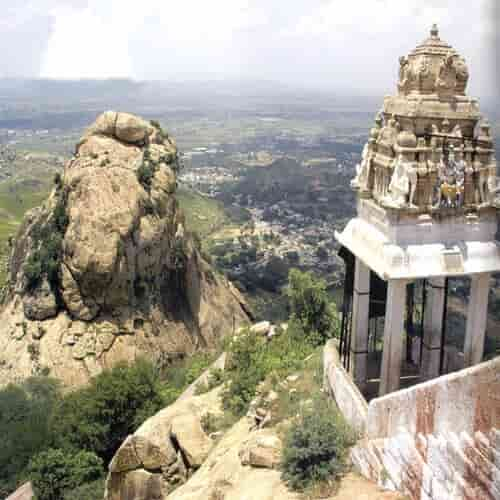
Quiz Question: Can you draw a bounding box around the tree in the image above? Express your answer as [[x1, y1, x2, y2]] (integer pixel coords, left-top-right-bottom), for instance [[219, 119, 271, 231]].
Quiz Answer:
[[286, 269, 339, 345], [28, 448, 102, 500], [51, 359, 164, 462], [0, 377, 60, 498]]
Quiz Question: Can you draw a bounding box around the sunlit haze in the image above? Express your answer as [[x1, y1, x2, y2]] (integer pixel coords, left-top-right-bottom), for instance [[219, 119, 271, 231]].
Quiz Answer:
[[0, 0, 497, 98]]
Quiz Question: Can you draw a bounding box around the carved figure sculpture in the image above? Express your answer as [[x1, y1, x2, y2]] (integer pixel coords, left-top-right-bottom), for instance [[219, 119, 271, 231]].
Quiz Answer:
[[386, 153, 417, 208], [476, 156, 490, 205], [352, 143, 370, 190], [417, 56, 432, 92], [455, 57, 470, 94], [454, 151, 466, 207], [441, 119, 451, 135], [487, 160, 500, 207], [436, 53, 457, 94], [398, 56, 411, 94], [452, 124, 462, 138]]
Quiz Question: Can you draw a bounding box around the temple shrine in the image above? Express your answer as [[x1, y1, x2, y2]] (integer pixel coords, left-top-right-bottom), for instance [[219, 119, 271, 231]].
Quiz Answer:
[[336, 25, 500, 397]]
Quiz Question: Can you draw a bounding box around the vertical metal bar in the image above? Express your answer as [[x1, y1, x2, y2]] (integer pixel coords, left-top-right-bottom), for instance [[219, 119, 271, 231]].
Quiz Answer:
[[346, 299, 353, 372], [339, 287, 347, 361], [419, 279, 427, 367], [439, 278, 449, 375], [406, 283, 415, 362]]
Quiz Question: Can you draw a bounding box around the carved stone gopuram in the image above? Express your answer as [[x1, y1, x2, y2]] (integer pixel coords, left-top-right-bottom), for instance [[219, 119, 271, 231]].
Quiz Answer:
[[338, 26, 500, 397]]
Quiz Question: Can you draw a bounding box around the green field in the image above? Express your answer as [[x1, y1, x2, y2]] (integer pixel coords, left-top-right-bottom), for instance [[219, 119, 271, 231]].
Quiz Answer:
[[0, 180, 54, 290], [176, 186, 229, 238]]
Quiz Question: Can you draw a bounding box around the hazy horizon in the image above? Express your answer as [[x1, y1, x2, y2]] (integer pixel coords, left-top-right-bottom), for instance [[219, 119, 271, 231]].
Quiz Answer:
[[1, 0, 498, 100]]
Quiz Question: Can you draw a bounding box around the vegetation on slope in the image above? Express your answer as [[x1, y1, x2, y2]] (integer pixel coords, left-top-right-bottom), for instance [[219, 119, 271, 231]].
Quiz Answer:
[[0, 175, 57, 293], [0, 353, 216, 499]]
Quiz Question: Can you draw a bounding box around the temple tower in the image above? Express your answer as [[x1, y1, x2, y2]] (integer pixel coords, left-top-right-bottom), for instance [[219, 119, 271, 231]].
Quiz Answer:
[[336, 26, 500, 396]]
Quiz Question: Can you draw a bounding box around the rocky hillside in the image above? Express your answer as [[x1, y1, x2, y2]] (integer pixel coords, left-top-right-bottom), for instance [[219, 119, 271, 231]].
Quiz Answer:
[[0, 112, 249, 387], [104, 334, 404, 500]]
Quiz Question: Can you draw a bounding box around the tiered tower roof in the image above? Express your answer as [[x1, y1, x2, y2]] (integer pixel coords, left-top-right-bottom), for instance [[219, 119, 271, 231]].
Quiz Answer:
[[337, 27, 500, 280]]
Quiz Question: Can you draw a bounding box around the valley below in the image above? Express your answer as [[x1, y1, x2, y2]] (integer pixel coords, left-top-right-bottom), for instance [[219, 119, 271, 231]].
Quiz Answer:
[[0, 81, 498, 500]]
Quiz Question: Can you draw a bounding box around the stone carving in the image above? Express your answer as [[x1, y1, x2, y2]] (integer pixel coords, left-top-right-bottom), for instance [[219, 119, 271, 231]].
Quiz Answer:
[[476, 158, 490, 205], [487, 161, 500, 207], [441, 118, 451, 135], [350, 27, 497, 216], [455, 57, 469, 94], [385, 153, 417, 208], [398, 56, 411, 94], [352, 143, 371, 191], [436, 53, 458, 95], [452, 124, 462, 139], [435, 148, 465, 208], [417, 55, 433, 92]]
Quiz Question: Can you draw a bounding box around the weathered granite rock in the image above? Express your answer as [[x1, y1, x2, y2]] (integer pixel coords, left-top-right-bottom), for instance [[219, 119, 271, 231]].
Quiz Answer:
[[170, 414, 212, 468], [106, 469, 164, 500], [0, 112, 249, 388], [109, 435, 178, 474], [250, 321, 271, 336], [104, 382, 223, 500], [239, 430, 282, 469], [22, 278, 57, 321]]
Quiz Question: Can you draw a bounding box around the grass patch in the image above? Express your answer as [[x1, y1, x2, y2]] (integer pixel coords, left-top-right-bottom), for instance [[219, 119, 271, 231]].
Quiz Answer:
[[221, 320, 317, 417], [158, 351, 218, 405], [176, 186, 231, 239], [0, 179, 54, 292]]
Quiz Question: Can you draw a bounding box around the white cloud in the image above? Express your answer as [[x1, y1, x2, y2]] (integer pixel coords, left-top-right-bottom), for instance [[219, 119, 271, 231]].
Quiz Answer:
[[2, 0, 495, 98], [40, 4, 134, 79]]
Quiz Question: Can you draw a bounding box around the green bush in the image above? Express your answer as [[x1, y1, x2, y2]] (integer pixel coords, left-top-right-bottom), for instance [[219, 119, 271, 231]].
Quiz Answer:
[[150, 120, 168, 140], [137, 161, 156, 191], [281, 400, 355, 491], [62, 478, 105, 500], [51, 359, 164, 462], [159, 351, 215, 404], [28, 448, 102, 500], [0, 377, 60, 498], [25, 190, 69, 291], [137, 148, 159, 191], [222, 322, 315, 416], [287, 269, 339, 345]]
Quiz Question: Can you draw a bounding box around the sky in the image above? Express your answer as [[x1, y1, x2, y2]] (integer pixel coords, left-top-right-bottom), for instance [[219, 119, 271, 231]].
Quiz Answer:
[[0, 0, 497, 98]]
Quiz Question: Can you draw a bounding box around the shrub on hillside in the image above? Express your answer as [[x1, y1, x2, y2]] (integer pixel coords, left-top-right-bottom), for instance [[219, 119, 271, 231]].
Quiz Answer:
[[51, 359, 164, 462], [287, 269, 339, 345], [137, 161, 156, 191], [222, 322, 315, 416], [25, 190, 69, 291], [281, 400, 356, 491], [28, 448, 102, 500], [0, 377, 60, 498], [62, 478, 105, 500]]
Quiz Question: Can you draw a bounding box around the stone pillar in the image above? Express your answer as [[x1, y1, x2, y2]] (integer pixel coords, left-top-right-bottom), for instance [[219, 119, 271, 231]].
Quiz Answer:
[[379, 280, 407, 396], [464, 273, 491, 367], [420, 277, 446, 380], [349, 258, 370, 390]]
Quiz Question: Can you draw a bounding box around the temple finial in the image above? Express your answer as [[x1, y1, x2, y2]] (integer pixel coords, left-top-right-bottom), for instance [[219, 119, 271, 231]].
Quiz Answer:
[[430, 24, 439, 38]]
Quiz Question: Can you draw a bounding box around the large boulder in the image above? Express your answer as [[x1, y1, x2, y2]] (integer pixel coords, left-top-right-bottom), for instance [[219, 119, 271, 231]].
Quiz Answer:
[[170, 414, 212, 468], [0, 111, 249, 387], [239, 430, 282, 469], [104, 381, 223, 499]]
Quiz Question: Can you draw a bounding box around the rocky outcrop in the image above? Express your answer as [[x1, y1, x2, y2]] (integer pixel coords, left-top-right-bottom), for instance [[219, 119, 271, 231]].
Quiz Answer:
[[0, 111, 249, 387], [5, 482, 34, 500], [104, 383, 223, 499]]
